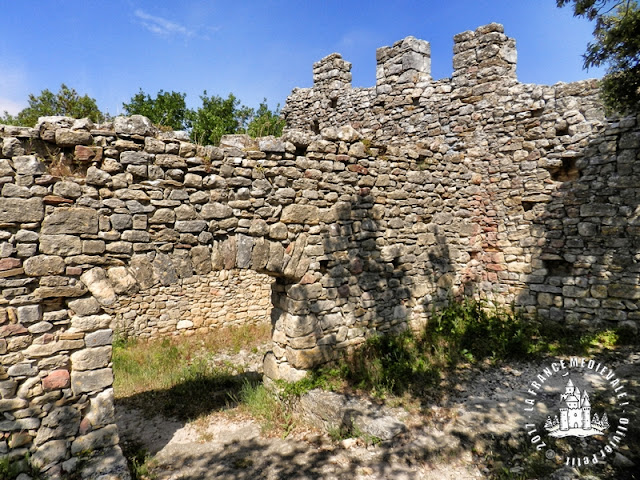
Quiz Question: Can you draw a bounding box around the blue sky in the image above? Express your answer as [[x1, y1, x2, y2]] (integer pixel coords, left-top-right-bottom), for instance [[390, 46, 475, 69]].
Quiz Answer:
[[0, 1, 605, 118]]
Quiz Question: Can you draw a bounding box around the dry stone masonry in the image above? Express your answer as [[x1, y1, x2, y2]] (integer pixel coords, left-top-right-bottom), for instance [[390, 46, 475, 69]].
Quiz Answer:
[[0, 23, 638, 478], [111, 269, 272, 339]]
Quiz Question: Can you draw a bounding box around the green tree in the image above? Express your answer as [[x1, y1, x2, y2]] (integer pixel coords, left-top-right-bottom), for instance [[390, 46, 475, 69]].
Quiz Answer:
[[247, 99, 285, 138], [0, 84, 105, 126], [558, 0, 640, 113], [122, 89, 191, 131], [190, 92, 253, 145]]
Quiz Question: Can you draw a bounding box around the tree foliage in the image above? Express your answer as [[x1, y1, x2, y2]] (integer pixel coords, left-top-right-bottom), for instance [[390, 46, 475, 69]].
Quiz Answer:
[[0, 84, 105, 127], [558, 0, 640, 113], [247, 99, 286, 138], [122, 89, 191, 131], [3, 83, 285, 146], [190, 92, 254, 146]]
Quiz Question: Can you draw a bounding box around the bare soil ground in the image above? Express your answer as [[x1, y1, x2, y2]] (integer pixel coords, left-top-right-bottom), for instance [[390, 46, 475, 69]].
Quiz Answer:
[[115, 346, 640, 480]]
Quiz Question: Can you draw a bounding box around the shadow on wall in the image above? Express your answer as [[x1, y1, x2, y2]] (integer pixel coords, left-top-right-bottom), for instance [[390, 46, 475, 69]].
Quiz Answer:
[[519, 116, 640, 331]]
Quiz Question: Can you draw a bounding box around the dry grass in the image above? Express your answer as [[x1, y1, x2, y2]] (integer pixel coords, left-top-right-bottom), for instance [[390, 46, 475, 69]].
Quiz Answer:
[[113, 323, 271, 419]]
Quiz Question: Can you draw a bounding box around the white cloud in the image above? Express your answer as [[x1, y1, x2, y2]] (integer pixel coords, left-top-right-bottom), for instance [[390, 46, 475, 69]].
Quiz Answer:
[[134, 9, 195, 38], [0, 63, 28, 115], [0, 98, 25, 116]]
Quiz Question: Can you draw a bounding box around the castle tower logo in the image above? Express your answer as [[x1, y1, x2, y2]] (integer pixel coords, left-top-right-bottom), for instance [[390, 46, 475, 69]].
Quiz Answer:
[[521, 356, 631, 468], [544, 378, 609, 438]]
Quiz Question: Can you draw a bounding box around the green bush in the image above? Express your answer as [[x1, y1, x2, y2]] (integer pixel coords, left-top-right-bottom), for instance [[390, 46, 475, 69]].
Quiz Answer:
[[429, 297, 533, 362]]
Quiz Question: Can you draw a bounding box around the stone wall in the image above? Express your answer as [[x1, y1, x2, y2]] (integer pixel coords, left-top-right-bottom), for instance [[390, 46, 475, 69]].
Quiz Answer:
[[282, 23, 639, 330], [110, 269, 273, 339], [0, 22, 638, 478]]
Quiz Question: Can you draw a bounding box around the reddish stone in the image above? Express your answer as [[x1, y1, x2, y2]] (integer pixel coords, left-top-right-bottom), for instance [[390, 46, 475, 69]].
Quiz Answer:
[[337, 284, 351, 298], [486, 264, 505, 271], [336, 154, 350, 162], [42, 369, 70, 391], [65, 266, 83, 276], [347, 164, 368, 174], [0, 324, 28, 338], [39, 333, 55, 344], [349, 258, 364, 275], [74, 145, 102, 163], [0, 258, 21, 271], [43, 195, 74, 205], [78, 417, 92, 435], [299, 273, 316, 285]]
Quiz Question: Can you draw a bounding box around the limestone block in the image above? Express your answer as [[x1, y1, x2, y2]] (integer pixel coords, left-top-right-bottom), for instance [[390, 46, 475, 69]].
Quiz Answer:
[[0, 158, 14, 176], [85, 388, 115, 429], [71, 368, 113, 395], [608, 284, 640, 300], [171, 252, 193, 278], [85, 329, 113, 347], [35, 406, 81, 446], [31, 439, 68, 467], [25, 339, 85, 357], [71, 346, 112, 371], [201, 202, 233, 220], [17, 304, 42, 324], [149, 208, 176, 224], [71, 424, 119, 454], [107, 266, 139, 295], [191, 246, 212, 275], [269, 222, 288, 240], [236, 234, 254, 269], [0, 379, 18, 398], [39, 234, 82, 256], [67, 296, 101, 316], [152, 253, 178, 286], [281, 204, 320, 224], [23, 255, 65, 276], [53, 180, 83, 198], [283, 313, 318, 338], [129, 255, 155, 290], [285, 345, 332, 369], [71, 314, 112, 332], [2, 137, 24, 157], [156, 154, 187, 168], [114, 115, 154, 136], [42, 207, 99, 235], [251, 237, 270, 270], [175, 220, 207, 233], [221, 237, 237, 270], [13, 155, 46, 175], [110, 213, 133, 230], [55, 128, 92, 146], [0, 398, 27, 411], [0, 417, 40, 431], [81, 268, 117, 306], [0, 197, 44, 223]]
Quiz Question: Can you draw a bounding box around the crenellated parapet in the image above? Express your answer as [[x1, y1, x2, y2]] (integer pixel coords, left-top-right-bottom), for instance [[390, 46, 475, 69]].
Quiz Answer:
[[376, 36, 431, 92], [312, 53, 352, 95], [284, 23, 535, 136], [451, 22, 517, 87]]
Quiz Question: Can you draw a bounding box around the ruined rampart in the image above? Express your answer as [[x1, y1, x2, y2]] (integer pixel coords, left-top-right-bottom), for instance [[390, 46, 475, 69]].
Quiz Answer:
[[0, 23, 638, 478]]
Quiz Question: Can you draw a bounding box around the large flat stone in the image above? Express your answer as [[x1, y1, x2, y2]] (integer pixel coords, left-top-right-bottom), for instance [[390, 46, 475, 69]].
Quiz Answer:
[[71, 368, 113, 395], [0, 197, 44, 223], [42, 207, 99, 235]]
